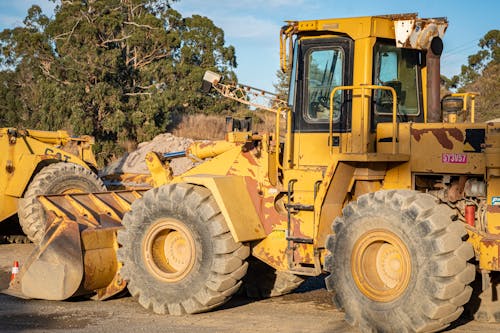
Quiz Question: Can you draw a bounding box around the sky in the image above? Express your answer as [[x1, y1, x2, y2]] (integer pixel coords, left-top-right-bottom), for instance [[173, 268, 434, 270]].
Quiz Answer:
[[0, 0, 498, 92]]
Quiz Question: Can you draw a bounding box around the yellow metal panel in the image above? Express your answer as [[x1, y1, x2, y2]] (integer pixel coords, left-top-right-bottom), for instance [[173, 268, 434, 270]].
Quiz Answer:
[[337, 153, 409, 162], [183, 175, 266, 243], [294, 132, 332, 167], [252, 226, 289, 271], [383, 162, 412, 190], [467, 228, 500, 271], [316, 160, 355, 247], [350, 37, 377, 153], [376, 123, 411, 155], [81, 227, 119, 291], [298, 16, 395, 40], [421, 66, 428, 122], [409, 123, 486, 174], [0, 195, 18, 221], [145, 152, 173, 187], [181, 146, 242, 177], [3, 154, 40, 197]]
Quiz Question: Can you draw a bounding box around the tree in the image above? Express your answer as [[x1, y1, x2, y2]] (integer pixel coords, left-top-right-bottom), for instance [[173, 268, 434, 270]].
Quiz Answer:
[[0, 0, 238, 164], [464, 62, 500, 121], [450, 30, 499, 88], [273, 69, 290, 102], [444, 30, 499, 121]]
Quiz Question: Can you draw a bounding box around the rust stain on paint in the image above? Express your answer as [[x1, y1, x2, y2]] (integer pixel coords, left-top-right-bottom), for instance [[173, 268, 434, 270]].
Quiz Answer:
[[411, 128, 464, 150]]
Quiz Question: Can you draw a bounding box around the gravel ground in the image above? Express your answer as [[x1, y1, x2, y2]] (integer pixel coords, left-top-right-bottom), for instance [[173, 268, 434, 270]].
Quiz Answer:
[[0, 243, 498, 333]]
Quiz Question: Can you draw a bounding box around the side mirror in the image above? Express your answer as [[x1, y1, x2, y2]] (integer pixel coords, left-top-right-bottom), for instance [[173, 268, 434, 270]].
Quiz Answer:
[[202, 70, 222, 93]]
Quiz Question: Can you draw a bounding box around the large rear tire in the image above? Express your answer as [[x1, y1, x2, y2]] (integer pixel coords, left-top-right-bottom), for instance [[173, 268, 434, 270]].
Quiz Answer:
[[325, 190, 475, 333], [117, 183, 250, 315], [467, 272, 500, 322], [18, 162, 105, 243]]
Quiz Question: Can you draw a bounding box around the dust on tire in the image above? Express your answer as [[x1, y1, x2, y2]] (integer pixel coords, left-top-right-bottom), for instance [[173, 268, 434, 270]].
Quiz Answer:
[[117, 183, 250, 315], [18, 162, 105, 243], [324, 190, 475, 332]]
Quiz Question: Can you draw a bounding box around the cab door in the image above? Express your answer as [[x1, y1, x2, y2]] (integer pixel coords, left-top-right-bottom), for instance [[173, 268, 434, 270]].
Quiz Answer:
[[290, 36, 353, 168]]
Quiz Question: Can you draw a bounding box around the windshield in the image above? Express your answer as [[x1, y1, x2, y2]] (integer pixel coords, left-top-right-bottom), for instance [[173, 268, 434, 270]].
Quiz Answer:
[[373, 42, 421, 117]]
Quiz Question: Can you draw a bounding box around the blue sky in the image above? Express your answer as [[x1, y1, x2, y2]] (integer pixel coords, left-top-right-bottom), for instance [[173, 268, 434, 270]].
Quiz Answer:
[[1, 0, 498, 92]]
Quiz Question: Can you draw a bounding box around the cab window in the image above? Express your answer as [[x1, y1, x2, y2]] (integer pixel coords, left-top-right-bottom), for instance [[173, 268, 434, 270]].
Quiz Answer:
[[305, 48, 344, 123], [373, 42, 421, 117]]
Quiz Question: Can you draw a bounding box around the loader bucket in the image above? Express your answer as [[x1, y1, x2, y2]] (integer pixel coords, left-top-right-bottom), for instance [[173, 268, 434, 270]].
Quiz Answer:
[[4, 190, 146, 300], [7, 215, 83, 299]]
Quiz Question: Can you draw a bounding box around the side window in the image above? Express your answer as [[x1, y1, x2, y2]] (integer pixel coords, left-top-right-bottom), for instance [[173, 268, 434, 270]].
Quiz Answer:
[[305, 48, 344, 123], [373, 43, 421, 117]]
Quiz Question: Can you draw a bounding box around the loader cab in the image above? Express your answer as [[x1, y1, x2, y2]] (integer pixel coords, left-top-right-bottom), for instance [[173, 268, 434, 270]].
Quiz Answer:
[[285, 32, 426, 168], [289, 36, 425, 133]]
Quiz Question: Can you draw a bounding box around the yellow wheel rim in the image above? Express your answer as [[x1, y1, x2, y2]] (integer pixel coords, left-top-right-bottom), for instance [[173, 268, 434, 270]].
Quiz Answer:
[[351, 229, 411, 302], [142, 219, 196, 282]]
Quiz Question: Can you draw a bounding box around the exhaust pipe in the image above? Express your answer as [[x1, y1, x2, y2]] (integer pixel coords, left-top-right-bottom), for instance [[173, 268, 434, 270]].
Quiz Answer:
[[426, 37, 444, 123]]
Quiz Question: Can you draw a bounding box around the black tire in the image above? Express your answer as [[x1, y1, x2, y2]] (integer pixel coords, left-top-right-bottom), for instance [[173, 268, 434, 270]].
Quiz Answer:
[[117, 183, 250, 315], [242, 259, 304, 298], [467, 272, 500, 322], [4, 235, 31, 244], [324, 190, 475, 333], [18, 162, 105, 243]]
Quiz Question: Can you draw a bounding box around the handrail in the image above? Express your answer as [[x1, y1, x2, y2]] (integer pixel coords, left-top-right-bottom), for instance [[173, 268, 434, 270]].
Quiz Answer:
[[329, 85, 398, 154], [274, 107, 292, 171], [279, 23, 296, 72], [275, 107, 283, 170]]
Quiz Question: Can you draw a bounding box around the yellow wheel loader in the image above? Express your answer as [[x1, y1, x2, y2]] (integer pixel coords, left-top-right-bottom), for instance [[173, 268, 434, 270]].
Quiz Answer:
[[5, 13, 500, 332], [0, 128, 105, 243]]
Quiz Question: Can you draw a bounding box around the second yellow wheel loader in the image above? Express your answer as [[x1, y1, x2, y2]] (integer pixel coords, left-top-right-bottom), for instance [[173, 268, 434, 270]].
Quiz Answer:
[[5, 13, 500, 332], [0, 128, 105, 243]]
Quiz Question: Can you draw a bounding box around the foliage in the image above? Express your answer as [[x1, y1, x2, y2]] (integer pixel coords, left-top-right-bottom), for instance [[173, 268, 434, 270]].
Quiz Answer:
[[442, 30, 499, 121], [0, 1, 238, 164], [273, 69, 290, 101], [464, 62, 500, 121], [448, 30, 499, 88]]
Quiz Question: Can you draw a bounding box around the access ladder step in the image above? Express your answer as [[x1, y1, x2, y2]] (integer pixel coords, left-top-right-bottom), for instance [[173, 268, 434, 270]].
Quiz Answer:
[[285, 203, 314, 211], [286, 236, 314, 244]]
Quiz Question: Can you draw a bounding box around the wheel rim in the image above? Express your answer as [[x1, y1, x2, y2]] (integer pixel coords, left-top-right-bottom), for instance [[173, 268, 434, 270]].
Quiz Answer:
[[142, 218, 196, 282], [351, 229, 411, 302]]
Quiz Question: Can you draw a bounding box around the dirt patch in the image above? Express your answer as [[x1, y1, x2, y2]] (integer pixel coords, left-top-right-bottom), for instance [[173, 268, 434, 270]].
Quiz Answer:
[[0, 243, 35, 290], [0, 310, 104, 330], [1, 243, 499, 333]]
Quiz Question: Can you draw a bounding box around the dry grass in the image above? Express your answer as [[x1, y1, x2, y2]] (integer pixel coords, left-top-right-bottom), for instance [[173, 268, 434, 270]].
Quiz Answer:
[[172, 114, 227, 140], [172, 110, 281, 140]]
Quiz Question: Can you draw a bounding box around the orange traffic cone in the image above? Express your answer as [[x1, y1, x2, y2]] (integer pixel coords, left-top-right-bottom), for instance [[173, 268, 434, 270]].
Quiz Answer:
[[10, 261, 19, 281]]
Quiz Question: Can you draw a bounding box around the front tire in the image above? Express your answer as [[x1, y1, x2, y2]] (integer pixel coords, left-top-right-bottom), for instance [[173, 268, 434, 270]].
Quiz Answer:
[[117, 183, 250, 315], [325, 190, 475, 332], [18, 162, 105, 243]]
